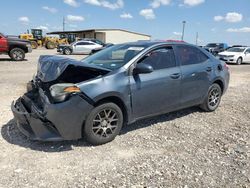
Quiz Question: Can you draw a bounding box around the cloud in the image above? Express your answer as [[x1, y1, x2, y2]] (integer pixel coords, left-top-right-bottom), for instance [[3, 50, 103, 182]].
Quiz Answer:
[[226, 27, 250, 33], [150, 0, 171, 8], [36, 25, 49, 31], [69, 24, 78, 28], [83, 0, 124, 10], [214, 12, 243, 23], [120, 13, 133, 19], [42, 6, 58, 13], [183, 0, 205, 6], [214, 15, 223, 22], [64, 0, 79, 7], [225, 12, 243, 23], [51, 26, 63, 30], [140, 9, 155, 20], [18, 16, 30, 25], [173, 31, 182, 36], [66, 15, 85, 22], [211, 28, 216, 32]]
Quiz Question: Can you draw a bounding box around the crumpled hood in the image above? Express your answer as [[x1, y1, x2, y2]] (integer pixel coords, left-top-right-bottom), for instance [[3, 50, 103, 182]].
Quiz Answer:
[[37, 55, 110, 82]]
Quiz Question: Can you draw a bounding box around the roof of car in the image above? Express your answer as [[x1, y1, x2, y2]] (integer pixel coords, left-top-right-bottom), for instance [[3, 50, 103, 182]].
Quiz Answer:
[[124, 40, 187, 47]]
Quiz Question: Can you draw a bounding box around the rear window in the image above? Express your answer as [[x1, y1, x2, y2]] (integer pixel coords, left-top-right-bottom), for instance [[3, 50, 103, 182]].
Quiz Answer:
[[176, 45, 209, 66]]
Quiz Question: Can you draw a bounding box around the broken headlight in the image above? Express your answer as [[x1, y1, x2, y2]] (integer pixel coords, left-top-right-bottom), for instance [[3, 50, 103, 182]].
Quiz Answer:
[[50, 83, 81, 103]]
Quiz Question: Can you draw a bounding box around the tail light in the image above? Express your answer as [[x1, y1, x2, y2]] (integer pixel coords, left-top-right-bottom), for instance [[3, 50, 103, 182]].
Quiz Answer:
[[224, 63, 229, 70]]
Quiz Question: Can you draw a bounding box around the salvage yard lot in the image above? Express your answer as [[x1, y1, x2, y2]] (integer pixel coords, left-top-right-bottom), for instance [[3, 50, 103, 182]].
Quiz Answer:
[[0, 49, 249, 187]]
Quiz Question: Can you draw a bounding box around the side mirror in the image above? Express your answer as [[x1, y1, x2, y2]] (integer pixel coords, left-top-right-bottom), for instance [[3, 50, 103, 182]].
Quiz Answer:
[[134, 63, 153, 74]]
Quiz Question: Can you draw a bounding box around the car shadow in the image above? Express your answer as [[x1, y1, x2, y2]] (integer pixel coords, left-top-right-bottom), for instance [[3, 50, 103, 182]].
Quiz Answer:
[[1, 106, 202, 152], [0, 58, 28, 62], [1, 119, 91, 152], [120, 106, 202, 135]]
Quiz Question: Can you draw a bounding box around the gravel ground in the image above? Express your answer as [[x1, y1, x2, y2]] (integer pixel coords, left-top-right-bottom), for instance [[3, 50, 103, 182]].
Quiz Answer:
[[0, 49, 249, 187]]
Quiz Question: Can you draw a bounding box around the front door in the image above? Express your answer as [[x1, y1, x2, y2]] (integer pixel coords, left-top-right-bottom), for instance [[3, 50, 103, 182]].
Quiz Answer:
[[130, 46, 181, 119], [0, 34, 8, 52]]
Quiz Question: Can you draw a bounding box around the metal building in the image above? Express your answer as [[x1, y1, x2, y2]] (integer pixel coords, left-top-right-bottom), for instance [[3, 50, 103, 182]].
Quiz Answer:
[[47, 29, 151, 44]]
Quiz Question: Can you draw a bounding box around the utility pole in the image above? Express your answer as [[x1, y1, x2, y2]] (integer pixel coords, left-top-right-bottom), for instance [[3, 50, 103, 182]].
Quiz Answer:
[[196, 32, 199, 45], [181, 21, 186, 41], [63, 17, 65, 31]]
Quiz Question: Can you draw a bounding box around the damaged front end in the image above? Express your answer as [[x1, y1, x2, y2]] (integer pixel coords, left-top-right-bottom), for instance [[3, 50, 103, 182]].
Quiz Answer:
[[11, 55, 110, 141]]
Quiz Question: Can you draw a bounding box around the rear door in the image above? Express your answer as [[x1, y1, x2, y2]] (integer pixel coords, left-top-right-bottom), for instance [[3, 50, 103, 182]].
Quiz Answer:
[[175, 45, 211, 107], [0, 34, 8, 52], [244, 48, 250, 62], [130, 46, 181, 119]]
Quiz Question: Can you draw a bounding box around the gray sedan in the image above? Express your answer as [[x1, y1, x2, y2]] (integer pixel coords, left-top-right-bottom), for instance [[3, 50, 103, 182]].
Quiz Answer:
[[12, 41, 230, 145]]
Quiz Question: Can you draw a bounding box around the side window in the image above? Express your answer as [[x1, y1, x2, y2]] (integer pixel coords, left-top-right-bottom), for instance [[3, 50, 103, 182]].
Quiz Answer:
[[76, 42, 90, 46], [246, 48, 250, 53], [176, 45, 209, 66], [139, 47, 176, 70]]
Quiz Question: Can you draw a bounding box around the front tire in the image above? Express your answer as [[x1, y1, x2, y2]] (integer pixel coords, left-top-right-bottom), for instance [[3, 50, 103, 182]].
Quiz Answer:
[[63, 48, 72, 55], [9, 48, 25, 61], [236, 57, 242, 65], [84, 103, 123, 145], [31, 41, 38, 49], [200, 83, 222, 112]]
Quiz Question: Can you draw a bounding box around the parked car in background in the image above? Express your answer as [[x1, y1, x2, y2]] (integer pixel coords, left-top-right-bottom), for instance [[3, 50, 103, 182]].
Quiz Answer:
[[218, 46, 250, 65], [0, 32, 32, 61], [204, 43, 228, 56], [231, 45, 247, 48], [12, 41, 230, 145], [57, 39, 103, 55]]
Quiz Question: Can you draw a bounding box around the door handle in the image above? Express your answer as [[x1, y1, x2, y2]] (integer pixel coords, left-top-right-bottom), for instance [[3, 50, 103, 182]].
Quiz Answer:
[[170, 73, 180, 79], [206, 67, 212, 72]]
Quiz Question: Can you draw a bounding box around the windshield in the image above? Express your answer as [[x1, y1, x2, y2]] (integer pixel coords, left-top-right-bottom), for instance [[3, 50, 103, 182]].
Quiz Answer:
[[206, 43, 219, 47], [94, 39, 105, 45], [227, 47, 245, 52], [81, 44, 146, 70]]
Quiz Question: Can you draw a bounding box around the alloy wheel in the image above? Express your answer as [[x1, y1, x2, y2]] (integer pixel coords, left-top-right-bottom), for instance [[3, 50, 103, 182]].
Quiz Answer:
[[208, 87, 221, 108], [13, 51, 23, 60], [92, 108, 119, 138]]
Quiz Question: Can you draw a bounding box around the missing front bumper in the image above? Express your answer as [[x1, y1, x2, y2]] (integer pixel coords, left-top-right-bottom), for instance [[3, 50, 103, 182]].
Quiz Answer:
[[11, 93, 94, 141], [11, 98, 63, 141]]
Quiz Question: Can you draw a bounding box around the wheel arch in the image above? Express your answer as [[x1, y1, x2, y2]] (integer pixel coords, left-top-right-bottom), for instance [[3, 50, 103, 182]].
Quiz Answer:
[[64, 47, 72, 53], [9, 45, 27, 53], [213, 79, 224, 93], [93, 96, 129, 125]]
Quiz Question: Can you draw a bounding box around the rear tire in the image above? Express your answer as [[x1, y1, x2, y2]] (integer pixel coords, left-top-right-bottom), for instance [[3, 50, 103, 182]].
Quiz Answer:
[[9, 48, 25, 61], [236, 57, 242, 65], [46, 41, 56, 49], [200, 83, 222, 112], [84, 103, 123, 145]]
